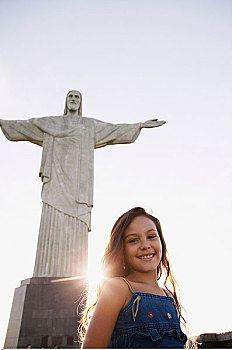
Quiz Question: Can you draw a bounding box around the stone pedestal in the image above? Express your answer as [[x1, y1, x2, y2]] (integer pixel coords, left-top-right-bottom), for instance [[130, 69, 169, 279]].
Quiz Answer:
[[187, 332, 232, 348], [4, 277, 87, 349]]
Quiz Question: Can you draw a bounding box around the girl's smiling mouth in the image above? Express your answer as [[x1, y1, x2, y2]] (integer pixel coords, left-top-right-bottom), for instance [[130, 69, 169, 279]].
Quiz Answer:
[[137, 253, 155, 260]]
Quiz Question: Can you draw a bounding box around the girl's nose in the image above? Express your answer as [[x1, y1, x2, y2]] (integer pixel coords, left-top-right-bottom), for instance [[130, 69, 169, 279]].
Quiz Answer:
[[140, 240, 151, 249]]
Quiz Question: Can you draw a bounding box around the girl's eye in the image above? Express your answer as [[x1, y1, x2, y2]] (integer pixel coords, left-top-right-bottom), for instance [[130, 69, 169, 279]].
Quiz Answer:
[[148, 234, 156, 239], [128, 238, 138, 243]]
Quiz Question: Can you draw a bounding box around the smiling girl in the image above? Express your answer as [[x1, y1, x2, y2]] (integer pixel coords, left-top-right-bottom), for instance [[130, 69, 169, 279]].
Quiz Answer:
[[80, 207, 187, 348]]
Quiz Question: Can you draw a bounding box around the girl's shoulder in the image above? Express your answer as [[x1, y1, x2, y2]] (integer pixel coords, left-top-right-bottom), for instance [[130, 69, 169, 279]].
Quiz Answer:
[[98, 277, 132, 311], [102, 277, 132, 295]]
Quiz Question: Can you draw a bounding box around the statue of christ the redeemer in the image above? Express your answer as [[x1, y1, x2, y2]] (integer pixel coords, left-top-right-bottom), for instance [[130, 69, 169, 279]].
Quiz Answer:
[[0, 90, 165, 278]]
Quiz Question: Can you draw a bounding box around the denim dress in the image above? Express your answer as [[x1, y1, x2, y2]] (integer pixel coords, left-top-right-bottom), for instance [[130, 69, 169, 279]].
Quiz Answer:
[[109, 279, 187, 348]]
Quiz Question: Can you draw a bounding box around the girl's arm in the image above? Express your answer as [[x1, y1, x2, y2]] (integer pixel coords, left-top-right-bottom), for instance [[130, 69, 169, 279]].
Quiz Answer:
[[82, 278, 128, 349]]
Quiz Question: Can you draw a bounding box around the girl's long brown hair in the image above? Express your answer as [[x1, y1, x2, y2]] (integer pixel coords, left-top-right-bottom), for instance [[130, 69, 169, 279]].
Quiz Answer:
[[78, 207, 186, 342]]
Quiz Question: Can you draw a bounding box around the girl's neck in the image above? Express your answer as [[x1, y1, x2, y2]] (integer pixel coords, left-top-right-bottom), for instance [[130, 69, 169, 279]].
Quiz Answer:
[[126, 270, 159, 286]]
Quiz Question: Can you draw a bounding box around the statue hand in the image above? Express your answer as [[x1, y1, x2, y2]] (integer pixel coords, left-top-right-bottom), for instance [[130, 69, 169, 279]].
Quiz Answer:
[[141, 119, 166, 128]]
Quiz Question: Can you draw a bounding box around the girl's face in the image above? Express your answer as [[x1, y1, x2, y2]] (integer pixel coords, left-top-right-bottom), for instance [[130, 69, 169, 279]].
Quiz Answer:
[[124, 216, 162, 275]]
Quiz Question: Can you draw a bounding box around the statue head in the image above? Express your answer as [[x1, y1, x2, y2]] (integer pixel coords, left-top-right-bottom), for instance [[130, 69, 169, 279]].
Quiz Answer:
[[64, 90, 82, 116]]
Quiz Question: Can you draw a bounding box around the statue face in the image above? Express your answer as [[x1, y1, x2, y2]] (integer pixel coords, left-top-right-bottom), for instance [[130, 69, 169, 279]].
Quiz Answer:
[[66, 90, 81, 112]]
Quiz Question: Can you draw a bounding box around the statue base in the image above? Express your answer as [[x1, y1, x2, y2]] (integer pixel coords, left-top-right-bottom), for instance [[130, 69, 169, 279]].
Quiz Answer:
[[4, 277, 87, 349], [188, 332, 232, 348]]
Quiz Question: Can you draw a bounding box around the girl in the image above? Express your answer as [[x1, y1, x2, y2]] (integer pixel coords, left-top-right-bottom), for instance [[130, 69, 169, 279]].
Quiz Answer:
[[80, 207, 187, 348]]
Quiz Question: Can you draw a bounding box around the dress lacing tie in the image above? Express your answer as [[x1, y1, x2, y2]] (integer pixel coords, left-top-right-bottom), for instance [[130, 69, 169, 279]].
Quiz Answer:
[[132, 295, 141, 321], [121, 277, 141, 321]]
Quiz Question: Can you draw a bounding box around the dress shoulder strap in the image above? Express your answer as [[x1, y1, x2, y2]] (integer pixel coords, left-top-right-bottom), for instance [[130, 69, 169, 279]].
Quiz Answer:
[[121, 277, 134, 294], [162, 287, 174, 299], [162, 288, 181, 318]]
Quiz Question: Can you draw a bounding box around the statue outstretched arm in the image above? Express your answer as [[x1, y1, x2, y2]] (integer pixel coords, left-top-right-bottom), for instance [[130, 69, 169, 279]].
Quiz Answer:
[[140, 119, 166, 128], [94, 118, 166, 148], [0, 118, 44, 146]]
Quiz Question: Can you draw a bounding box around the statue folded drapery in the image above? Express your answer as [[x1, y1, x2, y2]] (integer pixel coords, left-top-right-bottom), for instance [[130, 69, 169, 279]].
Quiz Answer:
[[0, 90, 165, 277]]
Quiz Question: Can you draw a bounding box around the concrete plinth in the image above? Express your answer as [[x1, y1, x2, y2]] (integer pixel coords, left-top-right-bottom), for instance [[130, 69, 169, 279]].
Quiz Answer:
[[188, 331, 232, 348], [4, 277, 86, 349]]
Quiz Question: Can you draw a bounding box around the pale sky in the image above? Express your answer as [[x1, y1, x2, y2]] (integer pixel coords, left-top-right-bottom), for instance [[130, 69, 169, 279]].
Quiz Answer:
[[0, 0, 232, 347]]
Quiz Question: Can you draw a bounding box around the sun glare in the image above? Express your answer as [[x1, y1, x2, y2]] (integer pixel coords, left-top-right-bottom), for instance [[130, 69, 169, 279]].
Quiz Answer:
[[87, 258, 104, 290]]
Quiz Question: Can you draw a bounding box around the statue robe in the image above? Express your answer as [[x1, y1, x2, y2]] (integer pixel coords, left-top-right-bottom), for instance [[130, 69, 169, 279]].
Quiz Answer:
[[1, 115, 141, 276]]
